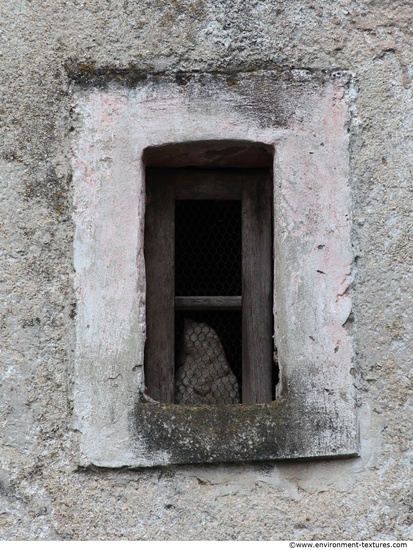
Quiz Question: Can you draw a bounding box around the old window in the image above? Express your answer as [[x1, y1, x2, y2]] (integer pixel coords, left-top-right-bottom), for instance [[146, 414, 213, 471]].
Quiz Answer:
[[73, 71, 357, 467], [144, 167, 275, 405]]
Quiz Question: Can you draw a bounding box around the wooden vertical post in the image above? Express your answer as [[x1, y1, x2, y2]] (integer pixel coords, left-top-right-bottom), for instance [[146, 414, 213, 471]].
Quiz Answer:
[[144, 171, 175, 403], [242, 172, 273, 403]]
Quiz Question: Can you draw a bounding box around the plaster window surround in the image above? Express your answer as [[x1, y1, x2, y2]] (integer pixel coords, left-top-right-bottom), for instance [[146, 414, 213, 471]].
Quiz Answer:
[[72, 70, 358, 467]]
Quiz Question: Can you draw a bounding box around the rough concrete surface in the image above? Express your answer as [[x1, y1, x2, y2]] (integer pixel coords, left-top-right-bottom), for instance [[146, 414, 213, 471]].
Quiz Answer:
[[1, 0, 413, 540]]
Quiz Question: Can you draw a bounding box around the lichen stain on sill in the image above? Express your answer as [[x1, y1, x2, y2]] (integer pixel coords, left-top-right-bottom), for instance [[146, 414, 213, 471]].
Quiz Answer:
[[132, 400, 290, 465]]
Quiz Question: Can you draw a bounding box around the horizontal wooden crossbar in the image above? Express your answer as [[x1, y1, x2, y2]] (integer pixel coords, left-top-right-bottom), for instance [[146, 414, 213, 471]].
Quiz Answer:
[[175, 296, 242, 310]]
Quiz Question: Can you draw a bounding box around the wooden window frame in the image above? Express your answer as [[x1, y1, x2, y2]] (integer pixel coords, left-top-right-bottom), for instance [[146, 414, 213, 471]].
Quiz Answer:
[[145, 168, 273, 404]]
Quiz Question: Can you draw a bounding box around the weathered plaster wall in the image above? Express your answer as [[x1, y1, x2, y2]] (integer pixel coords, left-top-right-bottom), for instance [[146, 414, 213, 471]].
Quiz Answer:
[[1, 0, 413, 540]]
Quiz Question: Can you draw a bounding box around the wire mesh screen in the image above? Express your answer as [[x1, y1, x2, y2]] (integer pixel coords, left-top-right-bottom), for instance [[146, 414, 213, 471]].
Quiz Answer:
[[175, 200, 242, 296], [174, 199, 243, 404], [175, 311, 242, 404]]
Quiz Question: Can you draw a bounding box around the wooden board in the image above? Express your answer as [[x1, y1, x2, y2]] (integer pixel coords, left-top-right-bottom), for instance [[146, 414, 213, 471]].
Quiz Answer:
[[175, 296, 242, 310], [242, 172, 273, 403], [175, 170, 242, 199], [144, 174, 175, 403]]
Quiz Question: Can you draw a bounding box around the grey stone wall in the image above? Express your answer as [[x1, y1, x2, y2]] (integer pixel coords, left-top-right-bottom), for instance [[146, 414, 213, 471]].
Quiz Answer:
[[1, 0, 413, 540]]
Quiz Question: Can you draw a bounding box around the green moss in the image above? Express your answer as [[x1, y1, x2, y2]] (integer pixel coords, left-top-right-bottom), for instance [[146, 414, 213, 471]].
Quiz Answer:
[[226, 76, 238, 87], [161, 14, 174, 24], [188, 0, 206, 19], [77, 62, 96, 74]]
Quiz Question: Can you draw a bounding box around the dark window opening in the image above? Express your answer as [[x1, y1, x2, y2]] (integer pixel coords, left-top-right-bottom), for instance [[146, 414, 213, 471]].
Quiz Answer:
[[175, 200, 242, 297], [175, 200, 243, 404]]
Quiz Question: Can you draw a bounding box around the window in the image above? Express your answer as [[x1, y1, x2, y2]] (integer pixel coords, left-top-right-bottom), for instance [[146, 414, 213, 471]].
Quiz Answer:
[[144, 168, 275, 405], [72, 71, 357, 467]]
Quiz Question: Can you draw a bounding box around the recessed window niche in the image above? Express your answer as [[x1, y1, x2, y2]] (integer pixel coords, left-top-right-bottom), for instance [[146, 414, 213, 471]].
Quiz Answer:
[[72, 71, 357, 467]]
